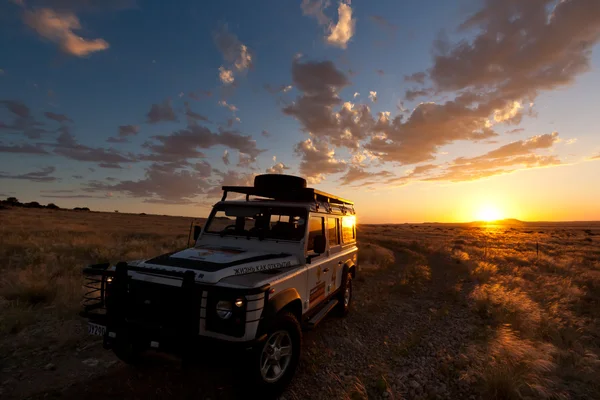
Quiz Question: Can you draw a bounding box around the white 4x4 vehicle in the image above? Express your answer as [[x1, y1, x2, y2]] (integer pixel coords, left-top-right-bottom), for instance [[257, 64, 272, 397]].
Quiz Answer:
[[81, 174, 358, 394]]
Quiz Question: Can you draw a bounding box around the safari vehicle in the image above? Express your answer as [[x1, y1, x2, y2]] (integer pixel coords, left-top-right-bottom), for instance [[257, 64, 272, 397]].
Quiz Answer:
[[81, 174, 358, 393]]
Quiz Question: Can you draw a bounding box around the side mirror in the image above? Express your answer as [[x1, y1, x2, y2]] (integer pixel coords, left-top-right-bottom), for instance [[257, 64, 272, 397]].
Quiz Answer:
[[313, 234, 326, 254], [193, 225, 202, 241]]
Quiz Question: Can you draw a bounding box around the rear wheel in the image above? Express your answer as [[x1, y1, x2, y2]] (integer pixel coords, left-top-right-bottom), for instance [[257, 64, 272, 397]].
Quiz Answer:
[[248, 311, 301, 396], [337, 273, 353, 316]]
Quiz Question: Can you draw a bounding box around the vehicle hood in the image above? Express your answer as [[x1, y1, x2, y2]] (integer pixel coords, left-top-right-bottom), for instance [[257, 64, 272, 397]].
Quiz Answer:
[[131, 245, 300, 284]]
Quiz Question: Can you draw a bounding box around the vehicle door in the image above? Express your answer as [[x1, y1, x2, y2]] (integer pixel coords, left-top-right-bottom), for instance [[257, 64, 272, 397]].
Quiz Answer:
[[326, 216, 344, 296], [305, 215, 332, 310]]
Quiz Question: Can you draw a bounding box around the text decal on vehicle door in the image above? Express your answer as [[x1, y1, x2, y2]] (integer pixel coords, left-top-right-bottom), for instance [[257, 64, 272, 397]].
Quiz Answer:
[[233, 260, 292, 275]]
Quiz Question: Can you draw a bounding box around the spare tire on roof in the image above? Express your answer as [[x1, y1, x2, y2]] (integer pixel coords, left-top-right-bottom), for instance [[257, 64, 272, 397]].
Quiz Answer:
[[254, 174, 307, 190]]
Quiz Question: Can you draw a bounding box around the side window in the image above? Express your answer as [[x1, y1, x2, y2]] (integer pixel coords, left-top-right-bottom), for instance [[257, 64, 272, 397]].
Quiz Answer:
[[307, 216, 325, 252], [328, 217, 340, 246], [342, 216, 356, 243]]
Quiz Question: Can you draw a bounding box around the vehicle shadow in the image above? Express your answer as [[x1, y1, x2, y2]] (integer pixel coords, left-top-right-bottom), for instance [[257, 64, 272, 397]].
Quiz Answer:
[[39, 352, 240, 400]]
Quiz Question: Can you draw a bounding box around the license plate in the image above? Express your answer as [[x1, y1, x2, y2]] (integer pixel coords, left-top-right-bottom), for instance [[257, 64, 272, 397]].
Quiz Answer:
[[88, 322, 107, 336]]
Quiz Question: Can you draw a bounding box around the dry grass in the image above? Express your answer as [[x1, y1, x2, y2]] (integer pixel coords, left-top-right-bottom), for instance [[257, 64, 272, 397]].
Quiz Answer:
[[0, 208, 196, 350], [361, 221, 600, 399], [2, 208, 600, 399]]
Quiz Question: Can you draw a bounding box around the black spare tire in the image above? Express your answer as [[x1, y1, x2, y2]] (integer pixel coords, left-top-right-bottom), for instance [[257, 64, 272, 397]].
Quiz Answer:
[[254, 174, 307, 190]]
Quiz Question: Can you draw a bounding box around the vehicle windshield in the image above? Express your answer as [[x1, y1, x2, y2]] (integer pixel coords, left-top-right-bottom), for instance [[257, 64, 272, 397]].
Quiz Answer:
[[204, 205, 308, 241]]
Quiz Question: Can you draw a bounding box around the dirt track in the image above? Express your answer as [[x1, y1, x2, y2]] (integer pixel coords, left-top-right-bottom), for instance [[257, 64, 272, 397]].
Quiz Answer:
[[5, 240, 486, 400]]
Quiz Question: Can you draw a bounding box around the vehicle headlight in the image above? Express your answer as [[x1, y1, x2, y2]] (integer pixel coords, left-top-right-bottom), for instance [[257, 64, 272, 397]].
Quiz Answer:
[[216, 300, 233, 319], [234, 297, 244, 308]]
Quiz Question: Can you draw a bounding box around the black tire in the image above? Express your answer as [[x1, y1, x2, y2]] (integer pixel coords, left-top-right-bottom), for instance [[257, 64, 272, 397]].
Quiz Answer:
[[247, 311, 302, 397], [337, 273, 353, 317], [254, 174, 307, 190], [112, 340, 143, 365]]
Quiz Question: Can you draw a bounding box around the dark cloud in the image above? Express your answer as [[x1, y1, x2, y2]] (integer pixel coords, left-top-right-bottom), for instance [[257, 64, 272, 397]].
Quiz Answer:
[[142, 125, 263, 163], [0, 142, 49, 154], [98, 162, 123, 169], [146, 99, 177, 124], [429, 0, 600, 106], [237, 152, 256, 169], [339, 166, 392, 185], [86, 162, 212, 204], [1, 100, 30, 118], [507, 128, 525, 134], [118, 124, 139, 136], [261, 130, 270, 138], [72, 175, 83, 179], [184, 102, 210, 123], [0, 100, 48, 139], [376, 69, 385, 76], [44, 112, 72, 123], [0, 166, 58, 182], [301, 0, 331, 26], [106, 136, 129, 143], [54, 129, 137, 163], [41, 193, 108, 199], [404, 72, 427, 85], [405, 88, 433, 101]]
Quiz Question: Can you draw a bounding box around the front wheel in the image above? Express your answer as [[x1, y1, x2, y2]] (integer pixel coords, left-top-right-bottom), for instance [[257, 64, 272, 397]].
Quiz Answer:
[[248, 311, 301, 396]]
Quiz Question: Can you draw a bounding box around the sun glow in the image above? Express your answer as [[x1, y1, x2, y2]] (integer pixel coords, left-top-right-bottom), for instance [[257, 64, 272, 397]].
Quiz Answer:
[[475, 205, 503, 222]]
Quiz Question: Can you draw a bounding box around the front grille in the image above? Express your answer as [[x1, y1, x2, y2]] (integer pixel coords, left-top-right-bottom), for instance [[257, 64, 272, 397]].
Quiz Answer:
[[126, 280, 191, 330]]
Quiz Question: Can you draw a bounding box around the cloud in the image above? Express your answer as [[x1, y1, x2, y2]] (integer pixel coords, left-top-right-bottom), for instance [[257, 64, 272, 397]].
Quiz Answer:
[[214, 25, 252, 85], [41, 193, 108, 199], [493, 101, 523, 125], [44, 111, 72, 123], [339, 166, 392, 185], [98, 162, 123, 169], [326, 2, 355, 49], [566, 138, 577, 145], [506, 128, 525, 134], [301, 0, 331, 26], [261, 130, 270, 138], [54, 129, 137, 163], [294, 138, 346, 182], [184, 102, 209, 124], [405, 88, 432, 101], [428, 0, 600, 109], [376, 69, 385, 76], [0, 166, 57, 182], [353, 92, 359, 98], [264, 84, 294, 94], [142, 125, 263, 163], [218, 66, 235, 85], [146, 99, 177, 124], [425, 133, 562, 182], [266, 162, 290, 174], [368, 91, 377, 103], [23, 8, 109, 57], [218, 100, 238, 112], [404, 72, 426, 84], [237, 152, 255, 168], [0, 100, 49, 139], [118, 124, 140, 136], [106, 124, 139, 143], [87, 162, 213, 204], [222, 149, 230, 165], [0, 142, 49, 154], [590, 153, 600, 160]]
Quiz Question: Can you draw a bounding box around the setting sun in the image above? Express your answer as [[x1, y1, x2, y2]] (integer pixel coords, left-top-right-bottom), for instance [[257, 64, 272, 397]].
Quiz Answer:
[[476, 205, 503, 222]]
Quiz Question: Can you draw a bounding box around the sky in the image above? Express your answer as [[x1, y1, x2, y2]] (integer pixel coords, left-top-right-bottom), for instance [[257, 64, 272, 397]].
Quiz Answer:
[[1, 0, 600, 223]]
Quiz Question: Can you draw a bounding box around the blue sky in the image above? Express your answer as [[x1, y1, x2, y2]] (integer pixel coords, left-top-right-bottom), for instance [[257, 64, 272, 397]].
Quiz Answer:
[[1, 0, 600, 222]]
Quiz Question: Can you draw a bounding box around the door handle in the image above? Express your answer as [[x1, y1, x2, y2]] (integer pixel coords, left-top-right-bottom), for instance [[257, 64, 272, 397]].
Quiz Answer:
[[323, 268, 330, 273]]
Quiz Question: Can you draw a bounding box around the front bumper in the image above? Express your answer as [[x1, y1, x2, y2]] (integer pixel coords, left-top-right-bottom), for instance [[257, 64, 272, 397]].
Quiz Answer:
[[82, 262, 269, 357]]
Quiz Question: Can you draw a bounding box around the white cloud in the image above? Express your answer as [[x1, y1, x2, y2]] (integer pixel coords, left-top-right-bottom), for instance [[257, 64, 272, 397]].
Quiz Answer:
[[566, 138, 578, 145], [353, 92, 359, 98], [218, 66, 234, 85], [369, 91, 377, 103], [23, 8, 109, 57], [326, 2, 355, 49], [218, 100, 238, 112]]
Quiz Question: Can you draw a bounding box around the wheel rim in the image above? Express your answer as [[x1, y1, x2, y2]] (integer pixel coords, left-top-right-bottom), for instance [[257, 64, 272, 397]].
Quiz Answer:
[[260, 330, 293, 383], [344, 281, 352, 307]]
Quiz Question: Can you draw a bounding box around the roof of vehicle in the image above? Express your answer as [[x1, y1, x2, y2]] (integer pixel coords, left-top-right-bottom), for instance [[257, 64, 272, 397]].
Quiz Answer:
[[221, 185, 353, 206]]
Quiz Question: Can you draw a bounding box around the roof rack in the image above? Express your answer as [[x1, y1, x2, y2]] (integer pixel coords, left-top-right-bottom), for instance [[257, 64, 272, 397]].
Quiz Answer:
[[221, 186, 354, 206]]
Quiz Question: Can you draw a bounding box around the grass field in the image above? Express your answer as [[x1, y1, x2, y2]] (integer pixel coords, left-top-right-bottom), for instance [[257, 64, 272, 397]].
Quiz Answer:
[[1, 207, 599, 399]]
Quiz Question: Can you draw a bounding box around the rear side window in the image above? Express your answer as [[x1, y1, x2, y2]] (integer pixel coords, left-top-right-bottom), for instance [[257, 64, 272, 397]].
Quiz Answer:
[[328, 217, 340, 246], [307, 216, 325, 252], [342, 216, 356, 243]]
